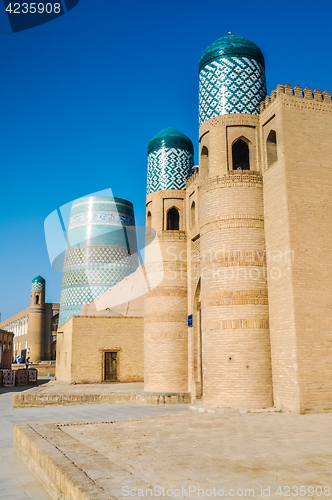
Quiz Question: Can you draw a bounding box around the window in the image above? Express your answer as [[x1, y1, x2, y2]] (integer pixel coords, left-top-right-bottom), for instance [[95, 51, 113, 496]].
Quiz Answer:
[[200, 146, 209, 176], [147, 211, 152, 228], [35, 294, 39, 305], [167, 207, 180, 230], [266, 130, 277, 167], [232, 139, 250, 170], [191, 201, 196, 228]]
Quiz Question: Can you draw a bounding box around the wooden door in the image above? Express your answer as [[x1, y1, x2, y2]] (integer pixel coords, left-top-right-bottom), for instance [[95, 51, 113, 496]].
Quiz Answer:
[[104, 352, 117, 381]]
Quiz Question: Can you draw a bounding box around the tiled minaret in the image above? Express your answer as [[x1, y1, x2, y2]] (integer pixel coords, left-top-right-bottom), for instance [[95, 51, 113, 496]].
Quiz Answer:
[[198, 35, 273, 408], [144, 128, 194, 392], [59, 196, 139, 326]]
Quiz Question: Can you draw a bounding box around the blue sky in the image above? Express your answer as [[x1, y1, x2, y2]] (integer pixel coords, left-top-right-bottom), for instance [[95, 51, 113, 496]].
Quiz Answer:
[[1, 0, 332, 320]]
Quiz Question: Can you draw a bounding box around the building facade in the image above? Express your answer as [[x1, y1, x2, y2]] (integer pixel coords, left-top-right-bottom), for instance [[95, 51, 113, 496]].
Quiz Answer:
[[143, 34, 332, 414]]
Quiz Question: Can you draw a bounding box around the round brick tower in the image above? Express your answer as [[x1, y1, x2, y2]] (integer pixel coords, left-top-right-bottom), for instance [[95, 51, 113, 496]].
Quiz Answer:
[[144, 128, 194, 392], [28, 275, 45, 362], [59, 196, 138, 326], [198, 35, 273, 408]]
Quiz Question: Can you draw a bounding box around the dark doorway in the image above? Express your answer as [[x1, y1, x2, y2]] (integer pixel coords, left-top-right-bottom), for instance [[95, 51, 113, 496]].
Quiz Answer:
[[232, 139, 250, 170], [104, 351, 118, 381], [167, 207, 180, 230]]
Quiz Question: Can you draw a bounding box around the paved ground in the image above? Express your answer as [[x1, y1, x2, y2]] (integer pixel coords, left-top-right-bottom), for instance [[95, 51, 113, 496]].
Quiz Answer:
[[16, 406, 332, 500], [0, 379, 189, 500], [15, 380, 145, 396]]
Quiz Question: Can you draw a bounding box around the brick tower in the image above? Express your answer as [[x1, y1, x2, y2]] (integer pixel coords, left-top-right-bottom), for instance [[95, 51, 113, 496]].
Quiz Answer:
[[27, 275, 46, 362], [144, 128, 194, 392], [198, 35, 273, 408]]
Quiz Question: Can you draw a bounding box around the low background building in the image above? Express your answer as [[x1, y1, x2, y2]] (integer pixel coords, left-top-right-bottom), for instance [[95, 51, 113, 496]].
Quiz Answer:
[[0, 276, 59, 367], [56, 315, 144, 384]]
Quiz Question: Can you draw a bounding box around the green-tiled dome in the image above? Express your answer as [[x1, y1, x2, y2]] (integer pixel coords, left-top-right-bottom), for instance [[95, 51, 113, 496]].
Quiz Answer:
[[32, 275, 45, 284], [199, 34, 265, 72], [147, 128, 194, 155]]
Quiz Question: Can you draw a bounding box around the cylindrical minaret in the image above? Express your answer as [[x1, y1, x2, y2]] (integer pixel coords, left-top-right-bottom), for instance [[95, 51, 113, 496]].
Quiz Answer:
[[59, 196, 138, 326], [198, 35, 273, 408], [28, 275, 46, 362], [144, 128, 194, 392]]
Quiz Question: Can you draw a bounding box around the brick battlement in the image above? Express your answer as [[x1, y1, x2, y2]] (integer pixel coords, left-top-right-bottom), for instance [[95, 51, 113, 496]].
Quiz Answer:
[[260, 84, 332, 113]]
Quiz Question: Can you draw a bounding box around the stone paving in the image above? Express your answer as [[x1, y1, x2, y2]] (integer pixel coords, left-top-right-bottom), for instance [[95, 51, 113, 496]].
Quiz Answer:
[[12, 380, 191, 407], [0, 379, 189, 500], [15, 409, 332, 500], [16, 380, 145, 395]]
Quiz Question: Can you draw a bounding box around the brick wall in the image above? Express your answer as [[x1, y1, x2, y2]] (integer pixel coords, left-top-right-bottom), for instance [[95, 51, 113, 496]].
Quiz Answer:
[[262, 89, 332, 413], [56, 316, 144, 384]]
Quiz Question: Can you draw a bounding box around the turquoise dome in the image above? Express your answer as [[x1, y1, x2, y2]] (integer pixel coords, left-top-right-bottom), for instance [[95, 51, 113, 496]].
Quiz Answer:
[[32, 275, 45, 284], [147, 128, 194, 194], [148, 128, 194, 155], [199, 34, 265, 72], [198, 34, 267, 124]]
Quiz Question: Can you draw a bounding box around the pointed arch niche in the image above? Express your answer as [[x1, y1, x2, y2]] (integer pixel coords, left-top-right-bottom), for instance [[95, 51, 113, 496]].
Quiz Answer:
[[227, 126, 258, 172], [166, 207, 180, 231], [232, 137, 250, 170], [200, 145, 209, 178], [266, 130, 278, 167]]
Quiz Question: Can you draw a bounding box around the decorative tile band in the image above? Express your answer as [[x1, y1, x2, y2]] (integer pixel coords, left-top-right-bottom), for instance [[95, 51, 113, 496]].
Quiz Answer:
[[206, 318, 269, 330], [199, 56, 266, 125], [69, 213, 135, 229], [147, 147, 194, 194], [61, 264, 137, 288], [200, 219, 265, 237], [201, 290, 269, 306], [59, 285, 112, 325], [60, 285, 112, 307], [31, 282, 45, 290], [63, 246, 137, 270]]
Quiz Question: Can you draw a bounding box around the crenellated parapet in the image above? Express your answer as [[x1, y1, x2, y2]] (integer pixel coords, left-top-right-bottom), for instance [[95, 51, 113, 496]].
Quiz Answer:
[[260, 84, 332, 113]]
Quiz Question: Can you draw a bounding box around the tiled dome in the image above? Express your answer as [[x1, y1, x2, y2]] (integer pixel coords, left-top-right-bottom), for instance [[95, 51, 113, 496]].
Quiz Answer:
[[199, 34, 265, 71], [148, 128, 194, 155], [147, 128, 194, 194], [199, 34, 267, 125], [32, 275, 45, 284]]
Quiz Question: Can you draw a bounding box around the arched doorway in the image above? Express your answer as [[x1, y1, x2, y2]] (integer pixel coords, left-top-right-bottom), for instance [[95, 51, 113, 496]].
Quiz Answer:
[[232, 138, 250, 170], [167, 207, 180, 230]]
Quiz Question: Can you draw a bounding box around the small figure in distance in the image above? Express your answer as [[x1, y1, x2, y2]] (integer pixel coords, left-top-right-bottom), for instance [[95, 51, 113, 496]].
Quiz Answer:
[[25, 356, 30, 370]]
